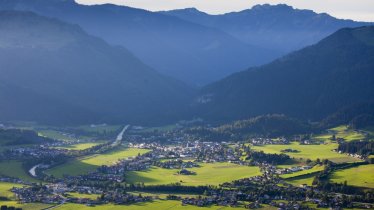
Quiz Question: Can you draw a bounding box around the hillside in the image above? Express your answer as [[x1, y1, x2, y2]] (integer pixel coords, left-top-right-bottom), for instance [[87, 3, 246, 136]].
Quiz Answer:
[[0, 11, 192, 125], [162, 4, 370, 54], [195, 26, 374, 122], [0, 0, 278, 85], [0, 128, 50, 145]]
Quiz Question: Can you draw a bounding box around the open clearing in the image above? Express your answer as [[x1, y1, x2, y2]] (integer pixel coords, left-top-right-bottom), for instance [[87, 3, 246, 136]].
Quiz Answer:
[[46, 147, 150, 178], [0, 160, 37, 182], [330, 164, 374, 188], [251, 142, 359, 163], [126, 162, 261, 186]]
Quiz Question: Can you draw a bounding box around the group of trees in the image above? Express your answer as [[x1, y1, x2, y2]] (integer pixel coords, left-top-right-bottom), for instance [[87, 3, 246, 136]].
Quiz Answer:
[[337, 141, 374, 156], [0, 128, 52, 145]]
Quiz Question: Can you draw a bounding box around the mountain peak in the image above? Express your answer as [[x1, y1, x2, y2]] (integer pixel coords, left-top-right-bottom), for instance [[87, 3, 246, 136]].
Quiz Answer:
[[164, 7, 207, 15], [251, 4, 294, 11]]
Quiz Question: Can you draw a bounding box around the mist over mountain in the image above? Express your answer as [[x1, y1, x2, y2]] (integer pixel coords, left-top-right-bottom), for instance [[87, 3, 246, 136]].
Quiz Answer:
[[0, 11, 192, 125], [162, 4, 370, 54], [0, 0, 278, 86], [194, 26, 374, 122]]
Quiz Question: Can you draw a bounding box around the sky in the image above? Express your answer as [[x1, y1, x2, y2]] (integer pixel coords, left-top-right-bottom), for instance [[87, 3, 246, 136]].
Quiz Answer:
[[76, 0, 374, 22]]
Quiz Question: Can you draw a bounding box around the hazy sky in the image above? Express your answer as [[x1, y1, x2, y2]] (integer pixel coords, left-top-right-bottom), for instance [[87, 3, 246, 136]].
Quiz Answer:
[[76, 0, 374, 22]]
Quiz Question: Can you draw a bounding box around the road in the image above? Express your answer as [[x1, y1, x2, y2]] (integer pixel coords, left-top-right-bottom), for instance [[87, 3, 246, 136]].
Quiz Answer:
[[111, 124, 130, 146]]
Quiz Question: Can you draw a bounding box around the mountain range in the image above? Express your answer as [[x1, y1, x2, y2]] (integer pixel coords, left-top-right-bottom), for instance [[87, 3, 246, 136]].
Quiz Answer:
[[0, 0, 278, 85], [162, 4, 370, 54], [0, 0, 370, 85], [194, 26, 374, 122], [0, 1, 373, 126], [0, 11, 192, 125]]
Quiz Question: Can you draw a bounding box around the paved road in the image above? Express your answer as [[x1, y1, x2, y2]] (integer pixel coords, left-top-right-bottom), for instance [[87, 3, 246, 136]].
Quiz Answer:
[[111, 124, 130, 146]]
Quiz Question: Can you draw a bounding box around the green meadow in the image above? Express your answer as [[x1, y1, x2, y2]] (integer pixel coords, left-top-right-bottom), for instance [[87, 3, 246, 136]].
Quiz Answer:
[[54, 142, 101, 150], [330, 164, 374, 188], [38, 129, 78, 141], [0, 182, 24, 199], [0, 201, 52, 210], [126, 162, 261, 186], [280, 165, 324, 179], [55, 200, 251, 210], [251, 142, 359, 163], [0, 160, 37, 182], [46, 147, 150, 178], [328, 125, 366, 142]]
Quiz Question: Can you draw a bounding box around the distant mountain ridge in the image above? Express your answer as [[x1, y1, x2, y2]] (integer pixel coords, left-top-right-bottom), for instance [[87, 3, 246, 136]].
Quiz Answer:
[[162, 4, 371, 53], [0, 10, 192, 125], [194, 26, 374, 122], [0, 0, 278, 85]]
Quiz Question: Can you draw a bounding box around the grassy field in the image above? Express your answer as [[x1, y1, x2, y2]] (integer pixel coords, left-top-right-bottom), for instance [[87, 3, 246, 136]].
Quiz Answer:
[[55, 200, 251, 210], [252, 142, 359, 163], [0, 182, 24, 199], [0, 201, 52, 210], [280, 165, 324, 187], [0, 160, 37, 182], [126, 162, 261, 186], [38, 129, 78, 141], [67, 192, 100, 200], [330, 164, 374, 188], [285, 173, 316, 186], [46, 147, 150, 178], [54, 142, 101, 150], [280, 165, 324, 179], [329, 126, 366, 142]]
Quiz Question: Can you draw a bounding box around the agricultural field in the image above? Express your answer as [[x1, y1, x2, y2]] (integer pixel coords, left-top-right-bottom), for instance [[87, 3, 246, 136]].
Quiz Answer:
[[38, 129, 78, 141], [329, 126, 366, 142], [280, 165, 324, 179], [285, 173, 316, 186], [0, 160, 37, 182], [54, 142, 101, 150], [0, 182, 23, 199], [67, 192, 100, 200], [46, 147, 150, 178], [55, 200, 253, 210], [126, 162, 261, 186], [330, 164, 374, 188], [0, 201, 52, 210], [280, 165, 324, 187], [251, 142, 359, 163]]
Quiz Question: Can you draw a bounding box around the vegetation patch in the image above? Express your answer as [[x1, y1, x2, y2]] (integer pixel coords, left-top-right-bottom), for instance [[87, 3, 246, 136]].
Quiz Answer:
[[54, 200, 249, 210], [329, 164, 374, 188], [0, 160, 37, 182], [46, 147, 150, 178], [251, 142, 359, 163], [126, 162, 261, 186]]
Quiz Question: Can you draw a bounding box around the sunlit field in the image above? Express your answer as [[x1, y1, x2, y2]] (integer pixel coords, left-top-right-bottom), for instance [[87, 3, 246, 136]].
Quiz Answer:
[[251, 142, 359, 163], [46, 147, 150, 178], [126, 162, 261, 186], [330, 164, 374, 188]]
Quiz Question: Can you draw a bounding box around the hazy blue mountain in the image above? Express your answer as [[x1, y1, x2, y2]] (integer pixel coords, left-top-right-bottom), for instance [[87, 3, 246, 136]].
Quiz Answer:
[[194, 26, 374, 122], [0, 0, 278, 85], [0, 11, 192, 125], [162, 4, 370, 54]]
